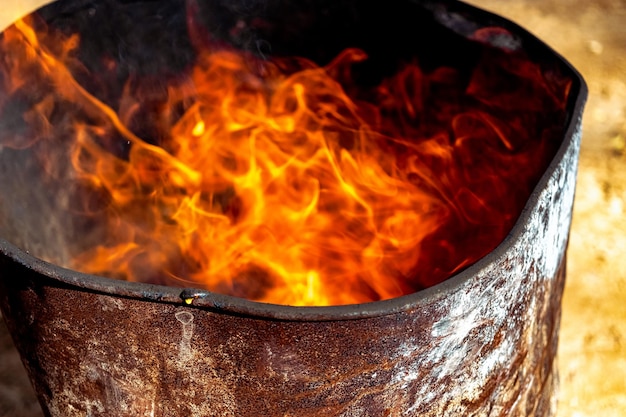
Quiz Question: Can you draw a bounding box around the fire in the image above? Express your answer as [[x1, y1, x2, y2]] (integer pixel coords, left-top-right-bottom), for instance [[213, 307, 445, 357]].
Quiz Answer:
[[0, 14, 570, 306]]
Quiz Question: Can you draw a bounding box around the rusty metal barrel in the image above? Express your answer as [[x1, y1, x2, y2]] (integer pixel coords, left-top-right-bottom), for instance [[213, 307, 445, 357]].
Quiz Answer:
[[0, 0, 586, 415]]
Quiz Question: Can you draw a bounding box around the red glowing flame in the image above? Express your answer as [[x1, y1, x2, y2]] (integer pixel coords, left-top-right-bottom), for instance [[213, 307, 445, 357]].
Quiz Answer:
[[0, 13, 570, 306]]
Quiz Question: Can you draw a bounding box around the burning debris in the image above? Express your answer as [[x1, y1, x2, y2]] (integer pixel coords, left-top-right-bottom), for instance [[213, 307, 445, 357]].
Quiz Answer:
[[0, 1, 571, 306]]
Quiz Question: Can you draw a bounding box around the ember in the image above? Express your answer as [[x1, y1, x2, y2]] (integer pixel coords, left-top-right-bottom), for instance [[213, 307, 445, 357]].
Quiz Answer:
[[0, 5, 570, 306]]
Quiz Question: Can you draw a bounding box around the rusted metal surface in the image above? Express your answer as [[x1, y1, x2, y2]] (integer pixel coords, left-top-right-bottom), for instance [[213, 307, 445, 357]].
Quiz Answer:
[[0, 0, 586, 416], [2, 260, 568, 417]]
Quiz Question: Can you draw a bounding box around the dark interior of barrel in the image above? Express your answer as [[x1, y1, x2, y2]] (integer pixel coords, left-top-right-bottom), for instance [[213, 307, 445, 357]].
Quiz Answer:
[[0, 0, 575, 306]]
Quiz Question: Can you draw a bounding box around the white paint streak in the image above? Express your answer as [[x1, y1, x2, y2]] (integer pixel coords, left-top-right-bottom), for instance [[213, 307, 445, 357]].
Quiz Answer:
[[175, 310, 195, 364]]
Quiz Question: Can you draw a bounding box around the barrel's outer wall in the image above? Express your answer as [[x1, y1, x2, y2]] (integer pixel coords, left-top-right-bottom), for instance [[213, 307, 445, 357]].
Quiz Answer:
[[0, 119, 581, 416]]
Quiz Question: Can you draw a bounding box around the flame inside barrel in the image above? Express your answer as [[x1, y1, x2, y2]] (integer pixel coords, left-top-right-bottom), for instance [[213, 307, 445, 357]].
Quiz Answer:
[[0, 11, 571, 306]]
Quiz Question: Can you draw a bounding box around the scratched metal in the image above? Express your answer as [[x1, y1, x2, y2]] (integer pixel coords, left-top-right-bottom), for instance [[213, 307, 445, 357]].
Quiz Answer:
[[0, 0, 586, 416]]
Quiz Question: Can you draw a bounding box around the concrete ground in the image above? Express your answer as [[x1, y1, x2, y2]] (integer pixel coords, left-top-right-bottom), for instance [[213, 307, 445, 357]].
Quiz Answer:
[[1, 0, 625, 416]]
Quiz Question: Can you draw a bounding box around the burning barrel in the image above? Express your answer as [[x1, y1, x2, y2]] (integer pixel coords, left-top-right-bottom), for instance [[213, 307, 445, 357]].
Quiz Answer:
[[0, 0, 586, 416]]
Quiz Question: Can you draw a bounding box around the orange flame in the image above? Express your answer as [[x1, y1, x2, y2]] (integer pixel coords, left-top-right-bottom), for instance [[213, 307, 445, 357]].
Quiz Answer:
[[0, 15, 570, 306]]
